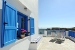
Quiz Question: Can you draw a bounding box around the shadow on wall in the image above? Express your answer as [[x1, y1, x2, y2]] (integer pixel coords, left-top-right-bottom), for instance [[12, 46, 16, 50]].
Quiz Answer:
[[0, 36, 31, 50]]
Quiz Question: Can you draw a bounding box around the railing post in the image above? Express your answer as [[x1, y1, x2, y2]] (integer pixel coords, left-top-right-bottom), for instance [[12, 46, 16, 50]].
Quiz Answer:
[[65, 31, 69, 38]]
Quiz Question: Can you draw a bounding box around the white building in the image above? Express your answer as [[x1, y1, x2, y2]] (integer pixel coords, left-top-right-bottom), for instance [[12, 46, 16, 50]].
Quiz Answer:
[[0, 0, 39, 50]]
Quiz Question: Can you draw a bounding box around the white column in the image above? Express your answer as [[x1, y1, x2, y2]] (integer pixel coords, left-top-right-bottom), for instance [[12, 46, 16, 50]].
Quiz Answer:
[[65, 31, 69, 37], [44, 30, 47, 36]]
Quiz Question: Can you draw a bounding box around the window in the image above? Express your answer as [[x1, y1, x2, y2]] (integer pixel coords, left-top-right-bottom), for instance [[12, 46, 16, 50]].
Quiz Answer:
[[17, 12, 29, 39], [21, 17, 25, 29], [39, 29, 44, 34], [40, 32, 42, 34]]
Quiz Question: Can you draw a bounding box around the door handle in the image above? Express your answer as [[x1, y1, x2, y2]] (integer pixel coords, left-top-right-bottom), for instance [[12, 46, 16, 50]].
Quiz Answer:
[[4, 22, 8, 25]]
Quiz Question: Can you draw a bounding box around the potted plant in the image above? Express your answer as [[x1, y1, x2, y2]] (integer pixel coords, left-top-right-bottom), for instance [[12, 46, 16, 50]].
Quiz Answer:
[[21, 29, 27, 38]]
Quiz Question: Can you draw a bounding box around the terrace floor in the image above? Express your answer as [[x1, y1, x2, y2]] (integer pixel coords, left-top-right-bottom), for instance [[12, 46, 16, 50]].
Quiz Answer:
[[37, 37, 75, 50]]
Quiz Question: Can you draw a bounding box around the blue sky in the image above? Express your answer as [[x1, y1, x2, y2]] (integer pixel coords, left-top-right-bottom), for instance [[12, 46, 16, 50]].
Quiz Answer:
[[39, 0, 75, 28]]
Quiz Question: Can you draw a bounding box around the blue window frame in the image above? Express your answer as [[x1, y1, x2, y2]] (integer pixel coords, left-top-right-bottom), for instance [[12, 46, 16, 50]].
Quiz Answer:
[[30, 17, 35, 35], [17, 12, 28, 37], [1, 1, 17, 47]]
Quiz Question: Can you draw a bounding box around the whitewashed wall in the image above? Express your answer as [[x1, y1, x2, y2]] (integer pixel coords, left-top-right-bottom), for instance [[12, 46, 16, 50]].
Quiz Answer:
[[0, 0, 2, 9], [6, 0, 38, 41], [44, 30, 47, 36], [6, 0, 31, 16], [0, 0, 38, 50], [0, 36, 31, 50], [19, 0, 39, 41], [65, 31, 69, 37]]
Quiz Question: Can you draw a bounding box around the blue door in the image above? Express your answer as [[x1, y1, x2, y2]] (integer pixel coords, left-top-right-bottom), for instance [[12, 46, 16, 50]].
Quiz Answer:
[[2, 2, 17, 47], [30, 17, 34, 35]]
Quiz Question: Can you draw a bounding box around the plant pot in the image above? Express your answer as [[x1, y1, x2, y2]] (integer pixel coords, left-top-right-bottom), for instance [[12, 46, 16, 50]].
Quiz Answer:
[[21, 34, 25, 38]]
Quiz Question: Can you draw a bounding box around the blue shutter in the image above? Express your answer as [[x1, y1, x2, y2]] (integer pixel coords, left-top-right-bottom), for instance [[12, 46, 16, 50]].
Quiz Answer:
[[30, 17, 34, 35], [74, 32, 75, 38], [68, 31, 70, 36], [71, 31, 73, 37], [72, 31, 74, 37], [1, 2, 17, 47]]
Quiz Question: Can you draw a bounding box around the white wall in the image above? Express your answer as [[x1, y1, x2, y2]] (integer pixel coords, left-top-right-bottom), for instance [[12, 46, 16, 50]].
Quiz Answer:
[[44, 30, 47, 36], [0, 0, 38, 50], [0, 0, 2, 9], [0, 36, 31, 50], [0, 0, 39, 41], [6, 0, 38, 41], [18, 0, 39, 41], [65, 31, 69, 37], [6, 0, 31, 16]]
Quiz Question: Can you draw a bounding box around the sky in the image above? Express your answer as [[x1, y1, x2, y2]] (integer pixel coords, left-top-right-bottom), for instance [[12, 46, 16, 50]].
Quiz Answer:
[[39, 0, 75, 28]]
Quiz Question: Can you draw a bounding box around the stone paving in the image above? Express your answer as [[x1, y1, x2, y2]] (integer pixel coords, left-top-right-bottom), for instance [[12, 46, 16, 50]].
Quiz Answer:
[[38, 37, 75, 50]]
